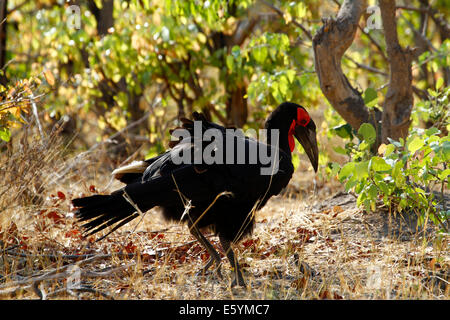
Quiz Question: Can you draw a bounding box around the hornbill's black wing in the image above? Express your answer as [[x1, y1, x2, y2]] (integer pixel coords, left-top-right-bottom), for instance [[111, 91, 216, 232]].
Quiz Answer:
[[73, 117, 293, 239]]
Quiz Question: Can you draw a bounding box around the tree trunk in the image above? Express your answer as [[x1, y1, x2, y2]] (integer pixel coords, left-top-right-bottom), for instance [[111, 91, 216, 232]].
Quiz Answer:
[[313, 0, 414, 147], [88, 0, 114, 37], [313, 0, 381, 134], [379, 0, 415, 143], [226, 83, 248, 128]]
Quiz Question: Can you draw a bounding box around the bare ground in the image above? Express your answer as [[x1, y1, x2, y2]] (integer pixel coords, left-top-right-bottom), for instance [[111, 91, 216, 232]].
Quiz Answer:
[[0, 160, 448, 300]]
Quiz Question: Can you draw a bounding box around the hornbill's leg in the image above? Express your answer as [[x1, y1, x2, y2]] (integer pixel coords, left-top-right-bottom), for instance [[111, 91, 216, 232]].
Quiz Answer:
[[219, 234, 246, 287], [188, 221, 222, 278]]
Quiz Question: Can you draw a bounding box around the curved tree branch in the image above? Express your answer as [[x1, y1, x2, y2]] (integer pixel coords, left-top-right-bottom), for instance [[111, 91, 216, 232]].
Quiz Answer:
[[313, 0, 416, 146], [313, 0, 381, 135]]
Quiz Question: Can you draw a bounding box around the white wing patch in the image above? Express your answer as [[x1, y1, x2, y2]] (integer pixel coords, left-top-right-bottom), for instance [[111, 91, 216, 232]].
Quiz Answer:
[[112, 161, 149, 180]]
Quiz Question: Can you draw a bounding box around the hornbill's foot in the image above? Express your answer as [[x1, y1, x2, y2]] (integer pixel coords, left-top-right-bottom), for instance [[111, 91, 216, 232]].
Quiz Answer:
[[231, 269, 246, 288]]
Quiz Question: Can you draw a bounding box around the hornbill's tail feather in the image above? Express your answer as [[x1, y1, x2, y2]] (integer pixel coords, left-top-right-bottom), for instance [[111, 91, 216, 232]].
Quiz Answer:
[[72, 192, 138, 238]]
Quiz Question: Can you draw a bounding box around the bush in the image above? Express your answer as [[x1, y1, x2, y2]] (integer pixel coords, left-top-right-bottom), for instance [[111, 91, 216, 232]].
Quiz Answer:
[[329, 122, 449, 232]]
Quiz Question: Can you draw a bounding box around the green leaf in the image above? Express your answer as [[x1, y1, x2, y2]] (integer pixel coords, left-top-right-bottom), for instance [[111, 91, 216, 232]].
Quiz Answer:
[[439, 169, 450, 180], [332, 123, 353, 140], [370, 156, 392, 172], [399, 198, 407, 210], [436, 77, 444, 90], [253, 46, 268, 64], [407, 136, 424, 153], [363, 87, 378, 107], [358, 141, 370, 151], [377, 181, 390, 195], [425, 127, 440, 136], [357, 192, 367, 207], [294, 2, 307, 18], [355, 181, 365, 193], [441, 140, 450, 161], [345, 177, 359, 191], [226, 55, 234, 72], [339, 162, 355, 181], [328, 162, 340, 178], [285, 69, 296, 83], [367, 184, 378, 200], [392, 160, 405, 187], [231, 45, 241, 58], [354, 161, 369, 179], [278, 75, 288, 96], [358, 123, 376, 144], [333, 146, 348, 155], [384, 144, 396, 157], [0, 128, 11, 142], [414, 187, 426, 194]]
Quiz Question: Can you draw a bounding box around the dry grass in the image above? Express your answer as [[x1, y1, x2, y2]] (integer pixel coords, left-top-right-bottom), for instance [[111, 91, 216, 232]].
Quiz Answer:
[[0, 131, 448, 300]]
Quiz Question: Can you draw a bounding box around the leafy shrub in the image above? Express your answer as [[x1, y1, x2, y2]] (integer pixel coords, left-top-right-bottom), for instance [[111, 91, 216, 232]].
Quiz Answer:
[[0, 77, 43, 142], [329, 122, 449, 231]]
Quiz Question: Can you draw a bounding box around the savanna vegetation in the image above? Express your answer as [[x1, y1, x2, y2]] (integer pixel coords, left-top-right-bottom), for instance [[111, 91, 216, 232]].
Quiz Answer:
[[0, 0, 448, 300]]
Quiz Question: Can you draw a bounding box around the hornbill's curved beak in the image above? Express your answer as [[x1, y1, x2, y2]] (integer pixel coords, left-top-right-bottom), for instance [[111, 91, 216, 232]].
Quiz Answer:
[[294, 123, 319, 172]]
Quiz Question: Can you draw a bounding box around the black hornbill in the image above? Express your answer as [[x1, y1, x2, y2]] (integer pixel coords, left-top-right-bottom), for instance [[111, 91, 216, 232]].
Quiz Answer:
[[72, 102, 318, 287]]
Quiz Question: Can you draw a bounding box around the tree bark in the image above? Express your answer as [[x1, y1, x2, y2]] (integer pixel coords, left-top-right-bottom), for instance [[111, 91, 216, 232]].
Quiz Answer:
[[313, 0, 415, 147], [379, 0, 415, 143], [88, 0, 114, 37], [223, 16, 259, 127], [226, 83, 248, 128], [426, 1, 450, 86], [313, 0, 381, 136]]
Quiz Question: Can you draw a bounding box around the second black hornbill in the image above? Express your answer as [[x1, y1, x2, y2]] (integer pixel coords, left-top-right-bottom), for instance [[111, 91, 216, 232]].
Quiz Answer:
[[72, 102, 318, 287]]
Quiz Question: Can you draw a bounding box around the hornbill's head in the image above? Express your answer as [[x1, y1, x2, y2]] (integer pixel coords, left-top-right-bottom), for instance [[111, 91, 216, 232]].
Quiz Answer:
[[266, 102, 319, 172]]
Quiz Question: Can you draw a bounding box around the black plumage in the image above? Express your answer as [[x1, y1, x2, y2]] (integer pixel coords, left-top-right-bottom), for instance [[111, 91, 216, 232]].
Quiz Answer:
[[72, 102, 318, 287]]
